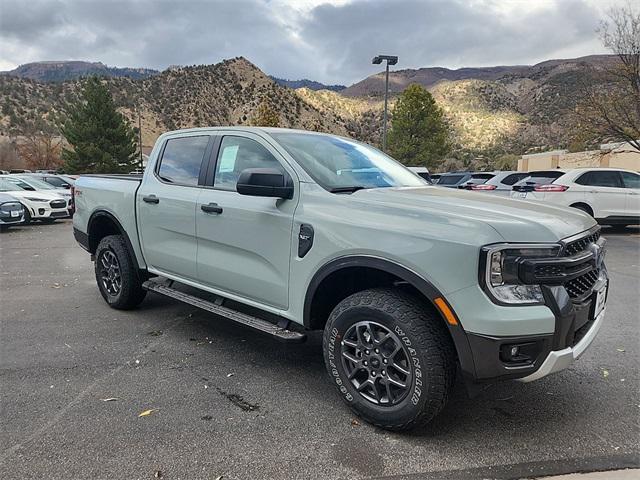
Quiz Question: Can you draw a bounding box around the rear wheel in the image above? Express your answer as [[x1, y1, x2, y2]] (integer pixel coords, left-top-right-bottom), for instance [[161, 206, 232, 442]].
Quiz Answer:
[[95, 235, 146, 310], [323, 288, 456, 431]]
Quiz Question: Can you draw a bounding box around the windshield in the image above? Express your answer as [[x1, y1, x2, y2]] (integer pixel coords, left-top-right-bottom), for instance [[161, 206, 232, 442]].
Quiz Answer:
[[269, 132, 426, 191], [12, 176, 56, 190], [0, 178, 24, 192]]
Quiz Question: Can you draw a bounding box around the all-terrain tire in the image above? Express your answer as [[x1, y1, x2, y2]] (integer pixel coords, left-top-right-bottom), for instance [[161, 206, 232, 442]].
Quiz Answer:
[[95, 235, 146, 310], [323, 288, 456, 431]]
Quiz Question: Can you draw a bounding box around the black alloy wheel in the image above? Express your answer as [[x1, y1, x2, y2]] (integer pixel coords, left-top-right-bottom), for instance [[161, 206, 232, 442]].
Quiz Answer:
[[341, 320, 412, 406], [98, 248, 122, 296]]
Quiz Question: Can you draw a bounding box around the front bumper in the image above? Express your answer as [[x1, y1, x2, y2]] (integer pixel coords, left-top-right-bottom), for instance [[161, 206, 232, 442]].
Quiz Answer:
[[452, 227, 608, 384], [518, 305, 606, 382]]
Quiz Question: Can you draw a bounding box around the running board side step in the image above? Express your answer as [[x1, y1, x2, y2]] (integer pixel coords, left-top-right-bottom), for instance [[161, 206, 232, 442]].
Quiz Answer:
[[142, 280, 306, 343]]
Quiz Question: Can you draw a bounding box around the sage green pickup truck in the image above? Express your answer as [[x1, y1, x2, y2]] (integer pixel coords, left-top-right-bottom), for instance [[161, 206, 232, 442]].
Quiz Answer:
[[73, 127, 608, 430]]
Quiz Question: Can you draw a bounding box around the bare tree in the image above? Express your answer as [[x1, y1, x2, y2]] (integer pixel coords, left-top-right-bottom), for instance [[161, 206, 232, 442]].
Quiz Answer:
[[577, 3, 640, 151], [16, 131, 63, 171]]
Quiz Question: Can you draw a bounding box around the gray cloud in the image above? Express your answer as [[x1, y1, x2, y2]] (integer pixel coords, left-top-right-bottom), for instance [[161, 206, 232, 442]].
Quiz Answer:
[[0, 0, 613, 84]]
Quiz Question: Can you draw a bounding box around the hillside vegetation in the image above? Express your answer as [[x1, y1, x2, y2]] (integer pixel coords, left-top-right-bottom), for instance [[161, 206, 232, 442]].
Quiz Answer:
[[0, 55, 621, 160]]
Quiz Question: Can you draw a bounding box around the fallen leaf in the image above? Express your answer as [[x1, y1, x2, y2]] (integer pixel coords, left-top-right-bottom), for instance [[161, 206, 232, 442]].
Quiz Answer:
[[101, 397, 118, 402], [148, 330, 163, 337], [215, 476, 224, 480], [138, 409, 158, 417], [602, 369, 609, 378], [227, 373, 235, 378], [51, 283, 62, 289], [617, 348, 625, 352], [351, 419, 360, 427], [154, 470, 163, 478]]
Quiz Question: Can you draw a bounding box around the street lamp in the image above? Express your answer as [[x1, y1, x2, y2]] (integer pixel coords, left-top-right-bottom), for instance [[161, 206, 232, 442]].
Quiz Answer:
[[372, 54, 398, 151]]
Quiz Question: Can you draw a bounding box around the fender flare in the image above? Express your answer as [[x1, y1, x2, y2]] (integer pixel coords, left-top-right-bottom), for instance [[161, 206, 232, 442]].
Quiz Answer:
[[303, 255, 476, 379], [87, 210, 140, 266]]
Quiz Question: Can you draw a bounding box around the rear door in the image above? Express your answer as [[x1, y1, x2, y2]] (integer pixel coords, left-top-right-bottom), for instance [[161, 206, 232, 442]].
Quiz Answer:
[[195, 132, 297, 309], [137, 134, 214, 281], [620, 171, 640, 218], [575, 170, 627, 219]]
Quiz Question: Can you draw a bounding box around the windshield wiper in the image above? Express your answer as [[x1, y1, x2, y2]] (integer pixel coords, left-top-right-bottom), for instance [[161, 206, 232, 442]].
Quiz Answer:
[[329, 186, 367, 194]]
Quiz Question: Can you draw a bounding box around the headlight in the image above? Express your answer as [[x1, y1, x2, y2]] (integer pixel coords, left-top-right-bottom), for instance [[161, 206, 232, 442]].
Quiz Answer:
[[24, 197, 49, 202], [480, 244, 561, 305]]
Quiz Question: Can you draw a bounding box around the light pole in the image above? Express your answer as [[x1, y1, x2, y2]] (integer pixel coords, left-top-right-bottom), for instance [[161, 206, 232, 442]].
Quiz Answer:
[[372, 55, 398, 151]]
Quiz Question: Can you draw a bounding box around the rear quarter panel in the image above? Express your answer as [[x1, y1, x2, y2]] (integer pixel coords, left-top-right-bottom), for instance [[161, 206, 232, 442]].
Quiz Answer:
[[73, 176, 146, 268]]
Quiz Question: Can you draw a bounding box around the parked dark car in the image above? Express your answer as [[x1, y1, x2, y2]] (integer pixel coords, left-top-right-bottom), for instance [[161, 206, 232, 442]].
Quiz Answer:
[[0, 192, 25, 231], [436, 172, 496, 189]]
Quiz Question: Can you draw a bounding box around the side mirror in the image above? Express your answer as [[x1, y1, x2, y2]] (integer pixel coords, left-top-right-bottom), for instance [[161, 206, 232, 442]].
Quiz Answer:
[[236, 168, 294, 199]]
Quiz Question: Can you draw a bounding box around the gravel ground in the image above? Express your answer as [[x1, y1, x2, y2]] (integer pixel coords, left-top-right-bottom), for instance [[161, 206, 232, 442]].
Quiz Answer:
[[0, 220, 638, 480]]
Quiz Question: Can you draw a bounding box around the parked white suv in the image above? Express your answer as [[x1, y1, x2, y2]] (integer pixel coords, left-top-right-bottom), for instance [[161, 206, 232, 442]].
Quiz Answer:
[[510, 168, 640, 226]]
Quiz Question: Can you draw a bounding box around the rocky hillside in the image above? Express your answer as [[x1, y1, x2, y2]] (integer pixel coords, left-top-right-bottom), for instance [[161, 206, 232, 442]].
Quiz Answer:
[[1, 61, 159, 82], [0, 58, 350, 148], [0, 55, 622, 157]]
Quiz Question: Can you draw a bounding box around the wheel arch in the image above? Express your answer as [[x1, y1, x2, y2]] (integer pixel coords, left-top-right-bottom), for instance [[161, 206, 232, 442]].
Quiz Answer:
[[303, 255, 476, 378], [87, 210, 140, 267], [570, 202, 594, 217]]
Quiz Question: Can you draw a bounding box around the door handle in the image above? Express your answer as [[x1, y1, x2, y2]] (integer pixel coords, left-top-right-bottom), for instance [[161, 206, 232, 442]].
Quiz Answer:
[[143, 195, 159, 204], [201, 203, 223, 214]]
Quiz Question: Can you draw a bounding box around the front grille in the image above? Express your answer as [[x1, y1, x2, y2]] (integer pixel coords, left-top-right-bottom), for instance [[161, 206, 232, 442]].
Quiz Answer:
[[565, 229, 601, 256], [565, 268, 599, 299], [50, 211, 68, 218], [534, 264, 565, 277], [50, 200, 66, 209]]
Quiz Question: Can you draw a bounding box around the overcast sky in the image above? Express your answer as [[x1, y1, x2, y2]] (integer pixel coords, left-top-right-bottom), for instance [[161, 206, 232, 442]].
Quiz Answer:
[[0, 0, 626, 85]]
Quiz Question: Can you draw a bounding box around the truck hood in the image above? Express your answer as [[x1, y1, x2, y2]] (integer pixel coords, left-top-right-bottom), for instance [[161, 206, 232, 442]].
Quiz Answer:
[[350, 186, 596, 242]]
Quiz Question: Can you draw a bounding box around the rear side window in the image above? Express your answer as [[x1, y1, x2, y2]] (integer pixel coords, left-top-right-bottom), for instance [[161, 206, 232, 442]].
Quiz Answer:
[[214, 136, 284, 190], [575, 171, 622, 188], [471, 173, 494, 180], [620, 171, 640, 189], [157, 136, 210, 186], [501, 173, 528, 186], [437, 174, 465, 185]]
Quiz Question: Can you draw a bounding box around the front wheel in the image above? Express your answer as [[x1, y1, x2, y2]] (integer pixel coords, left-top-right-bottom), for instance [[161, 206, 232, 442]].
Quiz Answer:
[[323, 288, 456, 431], [95, 235, 146, 310]]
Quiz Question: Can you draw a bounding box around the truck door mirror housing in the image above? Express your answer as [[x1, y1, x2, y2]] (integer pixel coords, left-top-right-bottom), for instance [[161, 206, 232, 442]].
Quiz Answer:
[[236, 168, 294, 199]]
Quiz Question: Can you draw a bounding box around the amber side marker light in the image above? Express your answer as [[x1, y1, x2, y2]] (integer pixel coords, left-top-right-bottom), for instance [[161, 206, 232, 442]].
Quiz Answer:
[[434, 297, 459, 326]]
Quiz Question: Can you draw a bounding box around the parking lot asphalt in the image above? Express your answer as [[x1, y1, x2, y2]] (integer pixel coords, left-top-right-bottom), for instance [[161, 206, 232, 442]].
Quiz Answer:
[[1, 220, 638, 480]]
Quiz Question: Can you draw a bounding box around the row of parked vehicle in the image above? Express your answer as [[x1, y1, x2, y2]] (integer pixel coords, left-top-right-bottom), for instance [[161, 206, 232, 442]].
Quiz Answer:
[[409, 167, 640, 227], [0, 173, 76, 231]]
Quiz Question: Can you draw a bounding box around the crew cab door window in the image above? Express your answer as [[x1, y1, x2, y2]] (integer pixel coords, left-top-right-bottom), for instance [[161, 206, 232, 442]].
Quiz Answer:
[[213, 136, 284, 190], [157, 136, 210, 186]]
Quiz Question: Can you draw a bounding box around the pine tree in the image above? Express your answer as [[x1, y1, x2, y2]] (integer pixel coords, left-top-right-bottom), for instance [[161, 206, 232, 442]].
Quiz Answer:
[[250, 100, 280, 127], [61, 77, 139, 173], [387, 84, 450, 168]]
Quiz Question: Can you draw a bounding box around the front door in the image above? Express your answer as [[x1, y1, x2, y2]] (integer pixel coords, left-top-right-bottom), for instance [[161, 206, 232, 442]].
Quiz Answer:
[[137, 134, 213, 281], [196, 133, 297, 309]]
